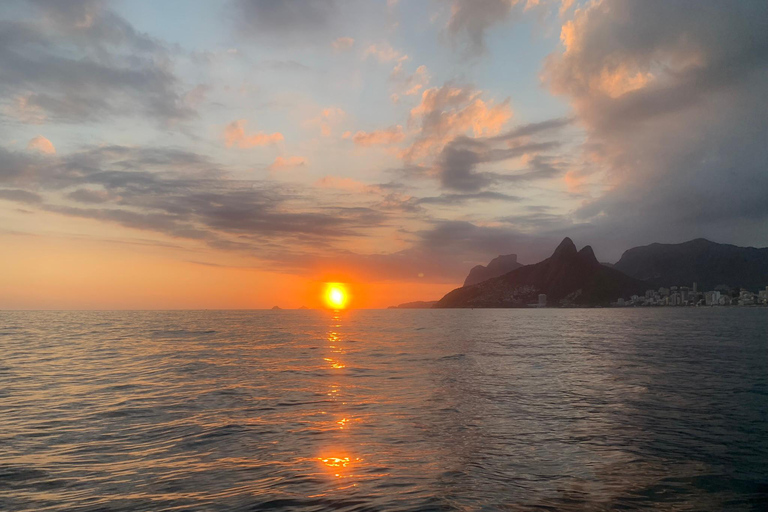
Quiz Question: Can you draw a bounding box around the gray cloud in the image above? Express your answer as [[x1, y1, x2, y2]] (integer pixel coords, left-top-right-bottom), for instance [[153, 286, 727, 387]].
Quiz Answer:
[[0, 188, 43, 204], [435, 120, 568, 191], [415, 191, 522, 205], [0, 144, 391, 263], [0, 0, 191, 124], [0, 140, 566, 283], [444, 0, 557, 56], [543, 0, 768, 254], [445, 0, 518, 55], [231, 0, 339, 41]]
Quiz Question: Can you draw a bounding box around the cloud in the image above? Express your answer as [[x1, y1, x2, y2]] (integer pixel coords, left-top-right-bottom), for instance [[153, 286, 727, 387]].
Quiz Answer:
[[348, 126, 405, 147], [428, 117, 570, 191], [67, 188, 114, 204], [0, 0, 192, 125], [223, 120, 284, 148], [315, 176, 376, 193], [183, 84, 210, 109], [0, 144, 392, 262], [364, 43, 408, 63], [27, 136, 56, 155], [446, 0, 519, 55], [391, 63, 430, 97], [415, 191, 522, 205], [444, 0, 559, 55], [0, 189, 43, 204], [542, 0, 768, 251], [0, 140, 573, 282], [231, 0, 339, 42], [268, 156, 307, 171], [404, 83, 512, 161], [332, 36, 354, 51]]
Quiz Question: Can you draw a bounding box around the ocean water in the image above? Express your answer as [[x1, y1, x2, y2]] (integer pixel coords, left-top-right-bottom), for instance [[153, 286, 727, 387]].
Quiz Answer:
[[1, 309, 767, 511]]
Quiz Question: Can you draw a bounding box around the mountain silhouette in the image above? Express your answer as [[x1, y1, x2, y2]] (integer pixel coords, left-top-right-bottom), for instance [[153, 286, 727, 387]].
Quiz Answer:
[[614, 238, 768, 290], [463, 254, 523, 286], [435, 238, 644, 307]]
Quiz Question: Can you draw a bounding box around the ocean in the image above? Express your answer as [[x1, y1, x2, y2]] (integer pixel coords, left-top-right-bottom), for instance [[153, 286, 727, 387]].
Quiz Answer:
[[1, 309, 767, 511]]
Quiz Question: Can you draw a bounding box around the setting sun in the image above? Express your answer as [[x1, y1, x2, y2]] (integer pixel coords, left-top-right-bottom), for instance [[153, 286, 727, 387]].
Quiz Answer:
[[324, 283, 349, 309]]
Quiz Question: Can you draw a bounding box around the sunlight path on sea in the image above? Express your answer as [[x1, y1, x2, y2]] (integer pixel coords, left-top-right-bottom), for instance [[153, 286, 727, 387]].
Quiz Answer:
[[1, 309, 767, 510]]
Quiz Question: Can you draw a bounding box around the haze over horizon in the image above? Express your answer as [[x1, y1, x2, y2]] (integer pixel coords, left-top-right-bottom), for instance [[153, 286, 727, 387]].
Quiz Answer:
[[1, 0, 767, 309]]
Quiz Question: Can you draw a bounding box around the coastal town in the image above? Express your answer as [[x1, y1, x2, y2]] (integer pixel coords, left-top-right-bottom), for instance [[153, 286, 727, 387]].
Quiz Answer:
[[613, 284, 768, 307]]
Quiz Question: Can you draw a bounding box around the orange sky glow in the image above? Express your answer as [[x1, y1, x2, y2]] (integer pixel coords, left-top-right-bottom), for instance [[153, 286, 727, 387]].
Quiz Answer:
[[0, 231, 453, 309], [2, 1, 766, 309]]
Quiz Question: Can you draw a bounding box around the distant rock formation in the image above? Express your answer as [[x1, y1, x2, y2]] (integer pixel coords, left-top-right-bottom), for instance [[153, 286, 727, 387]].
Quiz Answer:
[[614, 238, 768, 290], [463, 254, 523, 287], [388, 300, 438, 309], [299, 306, 310, 310], [271, 306, 282, 310], [435, 238, 645, 308]]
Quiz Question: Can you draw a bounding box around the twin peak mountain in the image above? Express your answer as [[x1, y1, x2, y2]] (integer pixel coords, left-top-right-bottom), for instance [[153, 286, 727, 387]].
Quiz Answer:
[[391, 237, 768, 308], [436, 237, 643, 308]]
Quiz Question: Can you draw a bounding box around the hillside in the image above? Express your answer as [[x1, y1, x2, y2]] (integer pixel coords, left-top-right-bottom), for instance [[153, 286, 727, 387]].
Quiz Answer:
[[614, 238, 768, 290], [436, 238, 645, 308], [463, 254, 523, 287]]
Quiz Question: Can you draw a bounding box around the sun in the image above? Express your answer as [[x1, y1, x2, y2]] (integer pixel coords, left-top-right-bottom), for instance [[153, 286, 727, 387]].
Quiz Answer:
[[324, 283, 349, 309]]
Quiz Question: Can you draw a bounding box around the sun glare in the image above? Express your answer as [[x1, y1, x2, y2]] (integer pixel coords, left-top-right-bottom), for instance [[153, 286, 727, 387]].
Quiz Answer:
[[324, 283, 349, 309]]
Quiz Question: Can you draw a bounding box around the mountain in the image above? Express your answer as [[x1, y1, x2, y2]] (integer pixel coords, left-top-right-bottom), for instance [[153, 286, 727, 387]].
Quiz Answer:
[[614, 238, 768, 291], [463, 254, 523, 286], [388, 300, 438, 309], [435, 238, 645, 308]]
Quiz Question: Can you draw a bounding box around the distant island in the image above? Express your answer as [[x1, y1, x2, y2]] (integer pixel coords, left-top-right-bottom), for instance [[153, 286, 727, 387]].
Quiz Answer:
[[402, 237, 768, 309], [388, 300, 438, 309]]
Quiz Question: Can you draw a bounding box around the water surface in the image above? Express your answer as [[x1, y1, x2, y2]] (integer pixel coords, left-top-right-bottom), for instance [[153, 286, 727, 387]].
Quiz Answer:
[[1, 309, 767, 510]]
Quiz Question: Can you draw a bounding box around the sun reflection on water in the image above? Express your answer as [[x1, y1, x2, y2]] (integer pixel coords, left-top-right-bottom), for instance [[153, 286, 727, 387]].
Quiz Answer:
[[317, 455, 364, 478], [314, 310, 369, 484]]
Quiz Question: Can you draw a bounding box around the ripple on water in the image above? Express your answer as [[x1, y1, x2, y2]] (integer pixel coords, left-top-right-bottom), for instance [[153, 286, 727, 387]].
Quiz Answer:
[[0, 309, 767, 511]]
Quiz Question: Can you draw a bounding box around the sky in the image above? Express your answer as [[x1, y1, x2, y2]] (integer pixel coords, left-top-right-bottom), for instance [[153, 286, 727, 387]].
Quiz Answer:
[[0, 0, 766, 309]]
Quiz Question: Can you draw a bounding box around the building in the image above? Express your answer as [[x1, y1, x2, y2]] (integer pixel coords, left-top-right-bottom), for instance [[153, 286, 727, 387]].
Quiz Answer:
[[705, 290, 721, 306], [538, 294, 547, 307]]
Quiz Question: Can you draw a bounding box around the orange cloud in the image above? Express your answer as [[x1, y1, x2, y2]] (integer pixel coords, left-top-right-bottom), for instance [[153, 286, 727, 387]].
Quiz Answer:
[[315, 176, 375, 193], [27, 135, 55, 154], [332, 37, 355, 51], [224, 120, 283, 148], [404, 84, 512, 161], [349, 126, 405, 147], [268, 156, 307, 171], [364, 43, 408, 63], [594, 66, 654, 98]]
